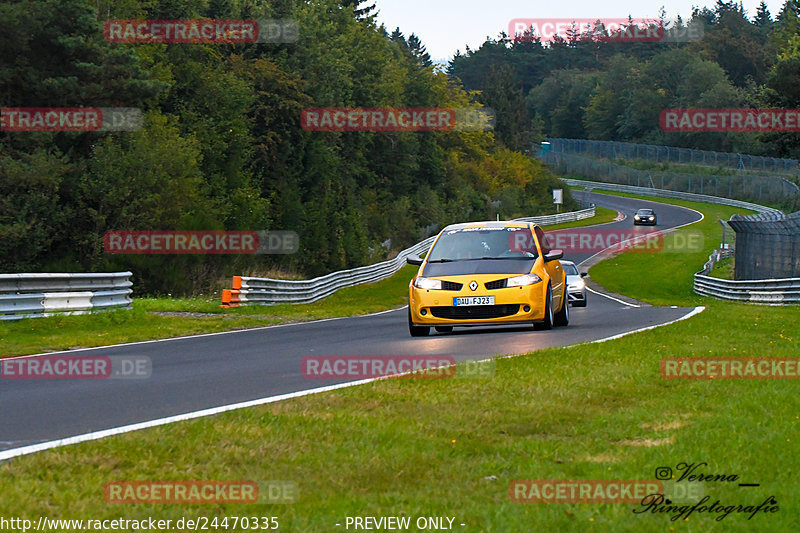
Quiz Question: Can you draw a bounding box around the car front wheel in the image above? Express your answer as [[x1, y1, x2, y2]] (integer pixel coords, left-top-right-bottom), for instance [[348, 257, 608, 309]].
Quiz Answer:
[[534, 284, 553, 330], [554, 287, 569, 327]]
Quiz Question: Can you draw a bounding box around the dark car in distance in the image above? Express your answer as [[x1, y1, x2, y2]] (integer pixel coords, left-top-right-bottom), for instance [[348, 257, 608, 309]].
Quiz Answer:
[[633, 208, 657, 225]]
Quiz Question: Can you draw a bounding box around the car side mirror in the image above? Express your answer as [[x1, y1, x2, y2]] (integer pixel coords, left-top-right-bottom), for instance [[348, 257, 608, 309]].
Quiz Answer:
[[580, 272, 588, 278], [544, 249, 564, 262], [406, 254, 423, 266]]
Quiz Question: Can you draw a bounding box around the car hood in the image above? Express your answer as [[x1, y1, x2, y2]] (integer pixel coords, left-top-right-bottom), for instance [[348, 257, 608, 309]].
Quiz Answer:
[[422, 259, 536, 277]]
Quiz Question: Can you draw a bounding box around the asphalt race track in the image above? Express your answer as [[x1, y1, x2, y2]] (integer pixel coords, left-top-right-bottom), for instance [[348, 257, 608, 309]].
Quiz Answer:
[[0, 192, 703, 457]]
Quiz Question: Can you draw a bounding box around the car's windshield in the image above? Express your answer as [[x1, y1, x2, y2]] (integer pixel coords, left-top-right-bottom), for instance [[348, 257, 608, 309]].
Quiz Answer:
[[427, 228, 538, 262], [637, 209, 654, 215], [562, 263, 579, 275]]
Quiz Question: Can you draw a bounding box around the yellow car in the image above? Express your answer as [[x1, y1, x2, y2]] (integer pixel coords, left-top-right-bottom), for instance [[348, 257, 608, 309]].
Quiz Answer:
[[406, 221, 568, 336]]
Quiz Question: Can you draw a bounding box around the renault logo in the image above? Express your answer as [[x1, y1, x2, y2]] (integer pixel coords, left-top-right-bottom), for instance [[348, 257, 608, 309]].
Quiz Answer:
[[469, 280, 478, 291]]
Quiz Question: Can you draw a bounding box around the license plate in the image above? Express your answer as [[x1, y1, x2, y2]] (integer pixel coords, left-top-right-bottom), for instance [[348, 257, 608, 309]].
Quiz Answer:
[[453, 296, 494, 306]]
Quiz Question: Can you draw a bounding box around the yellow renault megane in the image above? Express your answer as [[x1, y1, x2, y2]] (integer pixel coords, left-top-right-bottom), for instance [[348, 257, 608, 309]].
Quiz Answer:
[[406, 221, 568, 336]]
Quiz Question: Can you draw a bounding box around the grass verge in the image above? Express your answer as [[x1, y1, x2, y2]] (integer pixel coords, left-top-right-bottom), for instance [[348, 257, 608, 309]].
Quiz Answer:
[[1, 302, 796, 532], [710, 257, 735, 280]]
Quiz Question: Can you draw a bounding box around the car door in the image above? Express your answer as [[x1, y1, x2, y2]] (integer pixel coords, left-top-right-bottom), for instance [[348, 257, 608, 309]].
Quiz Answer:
[[535, 226, 565, 309]]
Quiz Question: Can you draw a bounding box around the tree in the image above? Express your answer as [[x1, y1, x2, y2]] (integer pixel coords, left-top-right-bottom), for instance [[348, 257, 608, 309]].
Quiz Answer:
[[341, 0, 376, 20], [755, 1, 772, 26]]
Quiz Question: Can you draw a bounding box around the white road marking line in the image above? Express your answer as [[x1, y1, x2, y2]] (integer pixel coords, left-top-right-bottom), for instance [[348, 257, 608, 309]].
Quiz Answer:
[[585, 287, 640, 308], [588, 306, 705, 343], [0, 379, 379, 462]]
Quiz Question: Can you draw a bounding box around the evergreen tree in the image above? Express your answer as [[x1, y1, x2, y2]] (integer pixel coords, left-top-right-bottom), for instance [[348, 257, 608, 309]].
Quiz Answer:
[[341, 0, 376, 20]]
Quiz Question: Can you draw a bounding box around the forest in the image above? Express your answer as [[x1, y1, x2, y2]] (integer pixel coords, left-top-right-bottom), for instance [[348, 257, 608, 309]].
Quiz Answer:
[[2, 0, 799, 294]]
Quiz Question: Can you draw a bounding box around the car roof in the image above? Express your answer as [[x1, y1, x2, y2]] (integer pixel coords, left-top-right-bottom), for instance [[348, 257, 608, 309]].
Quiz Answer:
[[440, 220, 536, 231], [636, 208, 654, 212], [559, 260, 576, 266]]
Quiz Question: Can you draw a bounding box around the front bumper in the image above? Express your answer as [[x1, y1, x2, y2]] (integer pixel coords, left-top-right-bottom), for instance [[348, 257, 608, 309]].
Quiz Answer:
[[567, 289, 587, 304], [409, 281, 548, 325]]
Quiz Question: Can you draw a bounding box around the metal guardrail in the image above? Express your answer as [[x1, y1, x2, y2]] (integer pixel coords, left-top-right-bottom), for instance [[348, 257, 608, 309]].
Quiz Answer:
[[222, 237, 435, 306], [694, 266, 800, 305], [513, 207, 595, 224], [0, 272, 133, 320], [221, 207, 596, 307], [698, 248, 736, 276]]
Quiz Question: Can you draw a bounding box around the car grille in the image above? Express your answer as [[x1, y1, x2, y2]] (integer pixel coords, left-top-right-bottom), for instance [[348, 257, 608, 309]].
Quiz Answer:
[[484, 278, 508, 290], [430, 304, 520, 319], [441, 281, 463, 291]]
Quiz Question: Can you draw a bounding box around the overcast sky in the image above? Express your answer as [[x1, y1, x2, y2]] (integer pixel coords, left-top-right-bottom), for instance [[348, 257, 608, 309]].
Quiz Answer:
[[373, 0, 788, 61]]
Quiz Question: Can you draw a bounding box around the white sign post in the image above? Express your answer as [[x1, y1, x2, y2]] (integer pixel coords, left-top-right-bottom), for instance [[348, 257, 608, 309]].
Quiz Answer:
[[553, 189, 563, 213]]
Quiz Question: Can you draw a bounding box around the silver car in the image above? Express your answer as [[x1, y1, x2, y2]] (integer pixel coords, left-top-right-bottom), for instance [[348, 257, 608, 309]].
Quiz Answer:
[[561, 260, 587, 307]]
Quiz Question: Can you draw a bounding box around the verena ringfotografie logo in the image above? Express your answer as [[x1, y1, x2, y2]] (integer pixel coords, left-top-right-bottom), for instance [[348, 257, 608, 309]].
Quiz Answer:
[[1, 355, 151, 379], [661, 357, 800, 380], [103, 230, 298, 254], [301, 356, 495, 380], [104, 19, 298, 44], [509, 18, 703, 43], [0, 108, 142, 131], [300, 108, 494, 132], [661, 108, 800, 132], [508, 229, 703, 254], [104, 480, 297, 504]]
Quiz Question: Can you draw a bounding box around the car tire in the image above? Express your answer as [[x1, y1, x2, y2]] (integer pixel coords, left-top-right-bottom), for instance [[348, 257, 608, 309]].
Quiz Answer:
[[408, 308, 430, 337], [554, 287, 569, 327], [434, 326, 453, 333], [534, 284, 553, 330]]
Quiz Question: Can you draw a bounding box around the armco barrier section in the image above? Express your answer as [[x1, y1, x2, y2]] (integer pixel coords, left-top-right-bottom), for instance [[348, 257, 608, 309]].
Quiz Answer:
[[221, 207, 595, 307], [0, 272, 133, 320], [694, 270, 800, 304], [222, 236, 435, 307]]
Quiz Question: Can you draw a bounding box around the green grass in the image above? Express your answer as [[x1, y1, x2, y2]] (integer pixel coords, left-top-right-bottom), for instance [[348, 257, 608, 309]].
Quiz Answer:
[[710, 257, 735, 280], [2, 195, 798, 532], [1, 302, 796, 532], [0, 208, 617, 357]]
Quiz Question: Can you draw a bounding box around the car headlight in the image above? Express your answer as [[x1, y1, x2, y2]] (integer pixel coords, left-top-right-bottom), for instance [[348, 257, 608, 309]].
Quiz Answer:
[[506, 273, 541, 287], [568, 280, 585, 290], [413, 276, 442, 290], [634, 215, 641, 220]]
